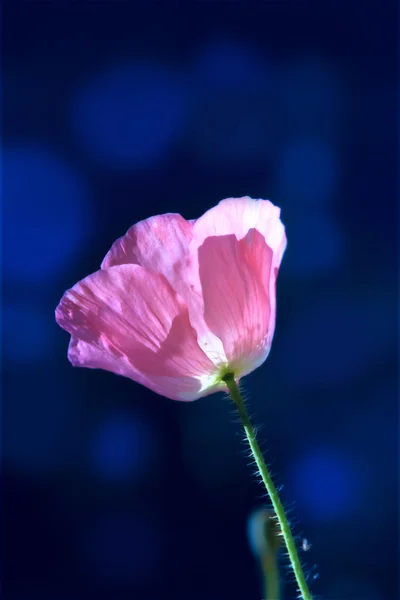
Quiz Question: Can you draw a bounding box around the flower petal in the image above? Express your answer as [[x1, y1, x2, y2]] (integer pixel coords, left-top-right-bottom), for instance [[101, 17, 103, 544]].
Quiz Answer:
[[101, 212, 227, 367], [68, 335, 143, 377], [185, 197, 286, 367], [192, 196, 287, 269], [198, 229, 275, 375], [55, 264, 218, 401], [101, 212, 193, 274]]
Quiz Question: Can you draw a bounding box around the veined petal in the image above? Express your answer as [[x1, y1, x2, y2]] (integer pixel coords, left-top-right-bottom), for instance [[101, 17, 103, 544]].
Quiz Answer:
[[56, 196, 286, 396], [192, 196, 287, 268], [100, 212, 227, 366], [67, 336, 167, 395], [198, 229, 275, 375], [181, 197, 286, 367], [101, 212, 193, 275], [55, 264, 218, 401]]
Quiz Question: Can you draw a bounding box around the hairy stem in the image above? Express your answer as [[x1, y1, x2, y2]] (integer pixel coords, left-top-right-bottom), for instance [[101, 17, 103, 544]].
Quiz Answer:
[[223, 373, 312, 600]]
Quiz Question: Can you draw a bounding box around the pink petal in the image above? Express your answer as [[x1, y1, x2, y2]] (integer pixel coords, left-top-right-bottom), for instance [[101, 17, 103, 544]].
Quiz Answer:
[[79, 197, 285, 374], [55, 265, 218, 401], [101, 212, 227, 366], [101, 212, 193, 276], [67, 336, 179, 399], [68, 335, 149, 380], [186, 197, 286, 366], [192, 196, 287, 271], [198, 229, 275, 375]]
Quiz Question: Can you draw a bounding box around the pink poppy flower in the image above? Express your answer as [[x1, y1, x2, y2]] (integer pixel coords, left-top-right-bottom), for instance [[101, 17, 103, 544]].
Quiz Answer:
[[55, 196, 286, 401]]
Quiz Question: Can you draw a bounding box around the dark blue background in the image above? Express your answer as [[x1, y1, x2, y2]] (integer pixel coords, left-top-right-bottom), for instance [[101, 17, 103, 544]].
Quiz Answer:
[[3, 2, 398, 599]]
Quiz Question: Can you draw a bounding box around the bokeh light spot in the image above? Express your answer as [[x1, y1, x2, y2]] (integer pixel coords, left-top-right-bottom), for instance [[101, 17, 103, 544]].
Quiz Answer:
[[193, 37, 265, 87], [89, 411, 156, 483], [71, 62, 188, 169], [285, 211, 344, 277], [278, 57, 345, 140], [277, 138, 337, 208], [288, 446, 357, 522], [188, 38, 277, 163], [4, 144, 90, 283]]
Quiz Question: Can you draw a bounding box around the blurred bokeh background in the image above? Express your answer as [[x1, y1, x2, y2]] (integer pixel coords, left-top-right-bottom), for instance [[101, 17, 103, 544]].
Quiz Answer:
[[3, 2, 397, 600]]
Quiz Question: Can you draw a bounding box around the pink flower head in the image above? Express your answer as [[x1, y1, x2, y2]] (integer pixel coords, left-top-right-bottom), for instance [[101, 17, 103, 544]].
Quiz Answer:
[[55, 197, 286, 401]]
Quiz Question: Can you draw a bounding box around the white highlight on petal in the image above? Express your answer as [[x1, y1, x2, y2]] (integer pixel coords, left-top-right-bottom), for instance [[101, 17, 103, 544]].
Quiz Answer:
[[196, 331, 227, 366]]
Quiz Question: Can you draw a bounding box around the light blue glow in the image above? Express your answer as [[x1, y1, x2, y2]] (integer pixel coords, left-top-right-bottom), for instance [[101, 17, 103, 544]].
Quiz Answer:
[[278, 57, 344, 139], [289, 447, 356, 522], [193, 37, 265, 87], [277, 138, 337, 208], [71, 62, 188, 169], [89, 412, 154, 482], [4, 303, 54, 363], [285, 211, 343, 276], [189, 38, 276, 163], [3, 144, 90, 283]]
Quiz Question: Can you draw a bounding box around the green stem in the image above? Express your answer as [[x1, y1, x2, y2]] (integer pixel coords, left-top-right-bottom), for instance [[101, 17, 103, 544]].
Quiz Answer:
[[223, 373, 312, 600], [262, 553, 280, 600]]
